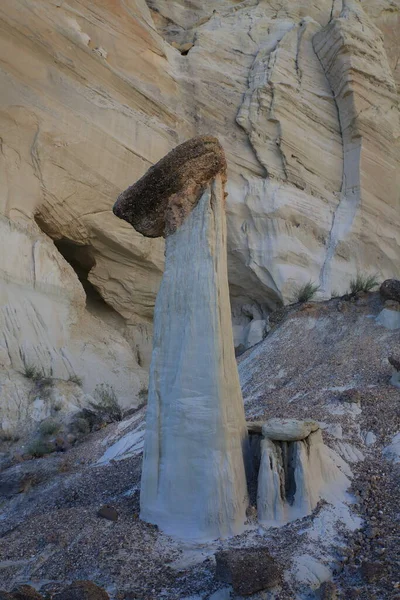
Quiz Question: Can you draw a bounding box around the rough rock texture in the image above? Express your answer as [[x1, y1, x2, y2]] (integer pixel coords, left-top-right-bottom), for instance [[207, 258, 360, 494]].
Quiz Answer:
[[257, 429, 350, 525], [113, 136, 226, 237], [215, 547, 282, 595], [380, 279, 400, 302], [0, 293, 399, 599], [11, 586, 43, 600], [0, 0, 399, 405], [52, 581, 109, 600], [138, 175, 249, 540], [262, 418, 319, 441]]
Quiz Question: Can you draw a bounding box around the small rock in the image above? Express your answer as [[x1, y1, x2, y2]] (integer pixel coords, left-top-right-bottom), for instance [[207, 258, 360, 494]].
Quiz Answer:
[[360, 561, 382, 583], [215, 547, 281, 596], [380, 279, 400, 302], [261, 418, 319, 441], [11, 586, 43, 600], [52, 581, 109, 600], [97, 505, 118, 522], [388, 355, 400, 372], [320, 580, 337, 600], [340, 389, 361, 404]]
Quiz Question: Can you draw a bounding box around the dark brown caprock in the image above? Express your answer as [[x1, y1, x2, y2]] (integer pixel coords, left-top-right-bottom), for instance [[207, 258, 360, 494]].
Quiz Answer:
[[113, 135, 226, 238]]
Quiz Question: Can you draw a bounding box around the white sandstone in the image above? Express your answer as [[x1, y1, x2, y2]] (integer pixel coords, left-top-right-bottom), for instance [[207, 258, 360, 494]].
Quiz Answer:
[[262, 418, 320, 441], [140, 177, 249, 540]]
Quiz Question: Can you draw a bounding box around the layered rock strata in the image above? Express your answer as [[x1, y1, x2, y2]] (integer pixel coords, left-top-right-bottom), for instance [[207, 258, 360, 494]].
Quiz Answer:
[[113, 137, 249, 540]]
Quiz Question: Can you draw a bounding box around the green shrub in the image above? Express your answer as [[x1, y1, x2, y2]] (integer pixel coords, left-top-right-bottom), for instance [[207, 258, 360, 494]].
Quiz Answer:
[[349, 273, 379, 295], [39, 420, 61, 436], [22, 363, 41, 380], [293, 281, 320, 303], [90, 383, 123, 422], [68, 374, 83, 386], [22, 362, 54, 394], [71, 416, 90, 435], [27, 439, 52, 458]]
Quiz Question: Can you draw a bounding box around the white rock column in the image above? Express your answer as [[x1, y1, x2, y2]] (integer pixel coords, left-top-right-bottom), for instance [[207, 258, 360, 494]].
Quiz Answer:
[[140, 175, 249, 540]]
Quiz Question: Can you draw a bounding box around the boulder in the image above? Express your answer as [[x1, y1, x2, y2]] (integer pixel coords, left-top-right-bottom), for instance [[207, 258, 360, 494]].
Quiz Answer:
[[215, 548, 281, 596], [261, 418, 319, 441], [380, 279, 400, 302], [97, 505, 118, 522], [11, 586, 43, 600], [52, 581, 109, 600], [376, 308, 400, 330]]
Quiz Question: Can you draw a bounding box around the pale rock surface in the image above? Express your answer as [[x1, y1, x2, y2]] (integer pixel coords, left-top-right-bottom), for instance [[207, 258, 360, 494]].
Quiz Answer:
[[257, 429, 350, 526], [140, 178, 249, 540], [0, 217, 147, 433], [262, 418, 320, 441], [391, 370, 400, 389], [383, 432, 400, 463], [0, 0, 399, 423], [376, 307, 400, 330], [96, 409, 146, 466]]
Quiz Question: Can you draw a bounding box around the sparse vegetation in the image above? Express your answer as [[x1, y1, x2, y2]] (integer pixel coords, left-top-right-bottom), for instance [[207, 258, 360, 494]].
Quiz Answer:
[[293, 281, 320, 303], [349, 273, 379, 295], [68, 374, 83, 386], [138, 387, 148, 403], [39, 419, 61, 436], [331, 290, 340, 299], [22, 363, 41, 380], [0, 428, 19, 443], [71, 416, 91, 435], [90, 383, 123, 422], [22, 361, 55, 396], [26, 439, 52, 458]]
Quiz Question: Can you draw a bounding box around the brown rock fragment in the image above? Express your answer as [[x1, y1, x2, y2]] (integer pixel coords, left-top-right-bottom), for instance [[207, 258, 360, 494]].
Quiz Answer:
[[52, 581, 109, 600], [113, 136, 226, 238], [360, 561, 382, 583], [97, 504, 118, 522], [380, 279, 400, 302], [11, 586, 43, 600], [215, 547, 281, 596]]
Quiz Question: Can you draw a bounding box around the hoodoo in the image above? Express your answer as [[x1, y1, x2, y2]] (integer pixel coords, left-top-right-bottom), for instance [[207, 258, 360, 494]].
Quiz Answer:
[[113, 136, 249, 540]]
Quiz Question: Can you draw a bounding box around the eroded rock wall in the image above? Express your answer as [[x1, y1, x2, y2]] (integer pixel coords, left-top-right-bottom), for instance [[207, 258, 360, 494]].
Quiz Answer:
[[0, 0, 399, 429]]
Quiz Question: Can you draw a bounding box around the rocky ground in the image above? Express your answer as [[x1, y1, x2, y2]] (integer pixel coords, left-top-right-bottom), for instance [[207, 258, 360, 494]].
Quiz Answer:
[[0, 291, 399, 599]]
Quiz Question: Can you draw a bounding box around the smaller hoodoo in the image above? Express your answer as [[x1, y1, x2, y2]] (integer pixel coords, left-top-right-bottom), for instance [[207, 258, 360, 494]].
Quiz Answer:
[[251, 419, 350, 526]]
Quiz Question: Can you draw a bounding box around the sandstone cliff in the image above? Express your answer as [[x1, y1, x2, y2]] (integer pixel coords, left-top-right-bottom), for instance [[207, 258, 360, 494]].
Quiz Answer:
[[0, 0, 399, 429]]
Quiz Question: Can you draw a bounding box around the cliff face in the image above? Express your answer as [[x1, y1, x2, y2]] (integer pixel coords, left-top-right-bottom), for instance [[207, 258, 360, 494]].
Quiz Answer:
[[0, 0, 399, 429]]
